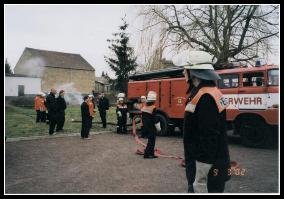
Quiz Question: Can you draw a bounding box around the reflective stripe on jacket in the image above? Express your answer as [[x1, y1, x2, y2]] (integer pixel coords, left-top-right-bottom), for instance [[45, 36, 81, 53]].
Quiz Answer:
[[185, 87, 228, 113]]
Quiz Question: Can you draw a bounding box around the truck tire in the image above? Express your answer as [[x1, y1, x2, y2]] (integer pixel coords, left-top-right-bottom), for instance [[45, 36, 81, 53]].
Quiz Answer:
[[239, 117, 272, 148], [156, 113, 168, 136]]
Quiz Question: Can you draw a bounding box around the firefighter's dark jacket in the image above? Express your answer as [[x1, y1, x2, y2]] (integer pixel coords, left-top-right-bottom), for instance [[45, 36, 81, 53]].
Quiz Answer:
[[98, 97, 109, 111], [56, 96, 67, 115], [116, 103, 127, 118], [81, 101, 91, 121], [142, 105, 159, 137], [45, 93, 57, 113], [183, 83, 230, 168]]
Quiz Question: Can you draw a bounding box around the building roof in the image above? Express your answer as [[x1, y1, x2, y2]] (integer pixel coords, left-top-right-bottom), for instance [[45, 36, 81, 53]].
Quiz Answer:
[[5, 73, 40, 78], [23, 47, 95, 71], [95, 76, 110, 85]]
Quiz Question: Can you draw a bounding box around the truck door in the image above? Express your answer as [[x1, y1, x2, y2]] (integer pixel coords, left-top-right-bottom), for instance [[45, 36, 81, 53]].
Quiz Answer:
[[160, 79, 170, 112], [128, 81, 146, 99], [218, 73, 240, 110], [239, 71, 267, 110], [170, 78, 187, 118]]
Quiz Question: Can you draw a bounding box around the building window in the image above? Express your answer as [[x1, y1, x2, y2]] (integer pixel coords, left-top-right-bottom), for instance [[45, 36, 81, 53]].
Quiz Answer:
[[18, 85, 25, 96]]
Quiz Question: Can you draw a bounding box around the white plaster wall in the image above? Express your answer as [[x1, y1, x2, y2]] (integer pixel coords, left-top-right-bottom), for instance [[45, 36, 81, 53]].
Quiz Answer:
[[5, 76, 41, 96]]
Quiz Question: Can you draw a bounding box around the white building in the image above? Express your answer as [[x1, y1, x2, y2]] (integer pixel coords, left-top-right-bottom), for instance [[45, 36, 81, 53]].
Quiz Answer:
[[5, 75, 41, 96]]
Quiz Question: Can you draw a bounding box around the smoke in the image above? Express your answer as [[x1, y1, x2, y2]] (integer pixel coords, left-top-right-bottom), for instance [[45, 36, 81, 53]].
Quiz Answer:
[[55, 82, 84, 105], [21, 57, 46, 77]]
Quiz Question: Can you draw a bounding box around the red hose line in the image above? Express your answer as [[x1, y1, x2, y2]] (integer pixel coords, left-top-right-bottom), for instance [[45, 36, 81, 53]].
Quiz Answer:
[[131, 115, 183, 162], [131, 114, 239, 169]]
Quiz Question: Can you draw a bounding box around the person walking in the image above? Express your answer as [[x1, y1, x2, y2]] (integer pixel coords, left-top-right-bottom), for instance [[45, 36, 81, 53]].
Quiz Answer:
[[45, 88, 58, 135], [81, 95, 92, 139], [173, 51, 231, 193], [141, 91, 161, 159], [56, 90, 67, 132], [98, 92, 109, 128]]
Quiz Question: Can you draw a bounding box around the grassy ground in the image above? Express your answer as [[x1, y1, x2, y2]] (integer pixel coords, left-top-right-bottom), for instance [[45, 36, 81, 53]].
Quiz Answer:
[[5, 105, 121, 138]]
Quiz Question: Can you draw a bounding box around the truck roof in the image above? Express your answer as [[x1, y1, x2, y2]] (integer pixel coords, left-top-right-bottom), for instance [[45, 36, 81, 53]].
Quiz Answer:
[[129, 65, 279, 81], [217, 65, 279, 74], [129, 67, 183, 81]]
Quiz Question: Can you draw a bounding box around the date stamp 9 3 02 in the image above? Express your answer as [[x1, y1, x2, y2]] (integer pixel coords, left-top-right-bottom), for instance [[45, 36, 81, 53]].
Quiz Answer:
[[213, 168, 246, 176]]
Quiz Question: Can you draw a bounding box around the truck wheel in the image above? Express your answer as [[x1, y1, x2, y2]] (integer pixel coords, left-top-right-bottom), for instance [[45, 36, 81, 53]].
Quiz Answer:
[[156, 113, 168, 136], [239, 118, 272, 148]]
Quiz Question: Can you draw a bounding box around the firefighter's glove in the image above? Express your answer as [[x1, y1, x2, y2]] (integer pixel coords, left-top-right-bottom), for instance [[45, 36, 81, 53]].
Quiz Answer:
[[117, 111, 122, 117], [155, 122, 161, 132], [193, 161, 213, 193]]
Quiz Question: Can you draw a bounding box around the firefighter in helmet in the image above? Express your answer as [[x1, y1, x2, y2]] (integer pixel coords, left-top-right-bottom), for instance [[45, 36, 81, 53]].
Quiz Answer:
[[173, 50, 231, 193], [87, 94, 95, 130], [39, 93, 47, 122], [34, 92, 42, 123], [138, 96, 147, 138], [133, 95, 147, 138], [116, 97, 128, 134], [141, 91, 161, 158], [133, 95, 146, 110], [117, 92, 126, 104]]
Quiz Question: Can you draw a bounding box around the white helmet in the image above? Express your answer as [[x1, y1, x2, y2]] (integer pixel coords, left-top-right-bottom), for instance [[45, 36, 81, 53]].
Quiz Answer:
[[37, 91, 43, 96], [173, 50, 220, 80], [88, 94, 94, 99], [41, 93, 46, 97], [146, 91, 157, 102], [118, 98, 124, 102], [141, 96, 146, 100], [172, 50, 214, 70], [117, 93, 125, 98]]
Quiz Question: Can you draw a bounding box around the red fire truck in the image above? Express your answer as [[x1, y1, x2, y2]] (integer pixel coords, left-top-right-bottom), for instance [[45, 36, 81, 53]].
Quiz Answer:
[[127, 65, 279, 148]]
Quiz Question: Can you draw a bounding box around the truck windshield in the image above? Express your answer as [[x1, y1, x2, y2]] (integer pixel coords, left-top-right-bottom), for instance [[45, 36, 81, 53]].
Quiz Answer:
[[268, 69, 279, 86]]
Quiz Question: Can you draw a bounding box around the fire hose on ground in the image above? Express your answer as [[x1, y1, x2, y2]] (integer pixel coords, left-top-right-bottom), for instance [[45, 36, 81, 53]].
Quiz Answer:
[[131, 114, 239, 170], [72, 114, 239, 169]]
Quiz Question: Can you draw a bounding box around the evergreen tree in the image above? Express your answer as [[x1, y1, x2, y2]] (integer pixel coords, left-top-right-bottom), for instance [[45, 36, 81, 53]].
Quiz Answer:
[[5, 59, 13, 75], [104, 17, 138, 93]]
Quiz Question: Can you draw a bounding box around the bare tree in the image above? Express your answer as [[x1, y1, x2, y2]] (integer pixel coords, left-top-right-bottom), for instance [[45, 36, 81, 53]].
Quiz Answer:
[[139, 5, 279, 69]]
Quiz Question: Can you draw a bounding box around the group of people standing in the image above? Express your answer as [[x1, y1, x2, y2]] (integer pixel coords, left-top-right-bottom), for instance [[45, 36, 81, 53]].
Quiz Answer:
[[33, 50, 231, 193], [34, 88, 66, 135], [116, 50, 232, 193], [80, 92, 110, 139]]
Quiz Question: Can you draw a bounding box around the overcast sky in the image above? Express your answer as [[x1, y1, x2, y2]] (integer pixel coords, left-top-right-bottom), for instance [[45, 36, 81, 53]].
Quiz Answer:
[[4, 5, 279, 78], [4, 4, 143, 78]]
